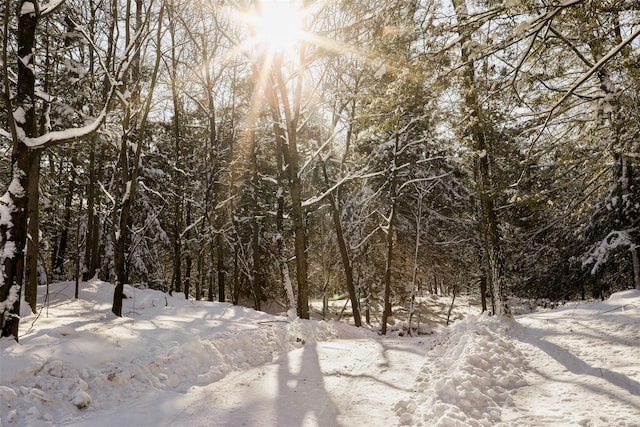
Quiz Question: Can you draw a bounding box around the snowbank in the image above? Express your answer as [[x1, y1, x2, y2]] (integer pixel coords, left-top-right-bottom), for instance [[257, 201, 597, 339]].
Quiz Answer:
[[397, 314, 528, 426], [0, 280, 367, 427]]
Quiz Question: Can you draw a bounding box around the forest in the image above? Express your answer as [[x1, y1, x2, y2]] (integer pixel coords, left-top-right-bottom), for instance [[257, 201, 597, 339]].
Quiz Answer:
[[1, 0, 640, 340]]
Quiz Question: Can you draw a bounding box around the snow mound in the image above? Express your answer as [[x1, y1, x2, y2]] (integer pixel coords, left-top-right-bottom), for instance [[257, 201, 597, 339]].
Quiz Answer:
[[0, 280, 348, 427], [398, 314, 527, 426]]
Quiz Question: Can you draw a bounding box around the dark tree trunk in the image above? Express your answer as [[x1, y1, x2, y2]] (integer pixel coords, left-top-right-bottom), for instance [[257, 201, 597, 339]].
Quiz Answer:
[[196, 251, 203, 300], [184, 202, 192, 299], [232, 245, 239, 305], [1, 0, 38, 340], [83, 139, 102, 281], [322, 162, 361, 327], [251, 217, 261, 311], [274, 75, 309, 319], [53, 171, 75, 278], [381, 135, 398, 335], [216, 233, 225, 302], [25, 149, 41, 313]]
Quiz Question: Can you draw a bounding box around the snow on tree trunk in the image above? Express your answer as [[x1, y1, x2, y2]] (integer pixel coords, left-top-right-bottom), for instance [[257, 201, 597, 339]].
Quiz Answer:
[[1, 1, 39, 340]]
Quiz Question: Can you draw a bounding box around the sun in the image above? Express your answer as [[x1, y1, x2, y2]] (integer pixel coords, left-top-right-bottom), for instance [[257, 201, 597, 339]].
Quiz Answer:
[[244, 0, 306, 54]]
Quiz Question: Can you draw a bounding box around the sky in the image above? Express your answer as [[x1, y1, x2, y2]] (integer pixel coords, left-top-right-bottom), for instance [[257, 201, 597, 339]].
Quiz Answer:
[[1, 280, 639, 427]]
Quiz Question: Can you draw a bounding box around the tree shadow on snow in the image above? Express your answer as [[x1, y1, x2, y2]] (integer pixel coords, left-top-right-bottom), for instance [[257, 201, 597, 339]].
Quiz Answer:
[[516, 326, 640, 401], [276, 343, 340, 427]]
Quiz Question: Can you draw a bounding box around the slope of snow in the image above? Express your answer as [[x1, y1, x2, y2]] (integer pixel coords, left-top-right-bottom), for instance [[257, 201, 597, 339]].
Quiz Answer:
[[399, 290, 640, 427], [503, 290, 640, 427], [1, 280, 639, 427], [0, 280, 371, 427]]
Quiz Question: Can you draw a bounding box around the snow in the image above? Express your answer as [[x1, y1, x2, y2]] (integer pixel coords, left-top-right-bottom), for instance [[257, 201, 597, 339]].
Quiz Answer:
[[1, 281, 639, 427], [582, 230, 635, 275], [13, 108, 26, 125], [19, 2, 35, 16]]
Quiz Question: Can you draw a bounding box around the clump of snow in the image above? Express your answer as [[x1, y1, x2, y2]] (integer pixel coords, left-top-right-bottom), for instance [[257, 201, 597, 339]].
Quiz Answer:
[[398, 314, 528, 426]]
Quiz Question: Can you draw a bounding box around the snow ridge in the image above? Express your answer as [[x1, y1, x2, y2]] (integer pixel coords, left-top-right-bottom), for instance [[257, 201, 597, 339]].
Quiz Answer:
[[398, 314, 527, 426]]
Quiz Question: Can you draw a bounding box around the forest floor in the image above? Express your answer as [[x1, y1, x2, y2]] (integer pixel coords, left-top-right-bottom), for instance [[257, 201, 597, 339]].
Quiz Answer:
[[1, 280, 639, 426]]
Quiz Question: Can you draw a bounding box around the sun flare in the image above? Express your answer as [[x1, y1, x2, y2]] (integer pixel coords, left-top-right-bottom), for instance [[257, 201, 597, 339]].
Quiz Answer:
[[244, 0, 306, 54]]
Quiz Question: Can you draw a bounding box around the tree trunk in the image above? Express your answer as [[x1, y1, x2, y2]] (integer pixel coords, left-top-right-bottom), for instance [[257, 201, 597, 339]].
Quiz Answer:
[[408, 192, 423, 334], [272, 67, 309, 319], [0, 143, 30, 340], [381, 132, 400, 335], [232, 245, 239, 305], [1, 0, 38, 340], [83, 139, 102, 281], [632, 248, 640, 290], [452, 0, 508, 316], [184, 202, 192, 299], [112, 0, 164, 316], [268, 88, 295, 314], [322, 163, 361, 326], [25, 149, 41, 313], [196, 251, 202, 300], [251, 217, 261, 311], [53, 170, 75, 278], [216, 232, 226, 302], [249, 124, 261, 311]]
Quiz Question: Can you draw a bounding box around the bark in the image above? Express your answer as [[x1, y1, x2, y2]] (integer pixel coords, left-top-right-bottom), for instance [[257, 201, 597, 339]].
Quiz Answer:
[[24, 17, 53, 312], [83, 139, 102, 281], [289, 142, 308, 319], [0, 144, 30, 340], [1, 0, 38, 340], [251, 216, 261, 311], [74, 200, 82, 299], [480, 274, 488, 312], [632, 247, 640, 291], [25, 149, 41, 313], [232, 245, 239, 305], [207, 245, 214, 302], [196, 251, 202, 300], [408, 193, 423, 334], [446, 285, 457, 326], [169, 0, 184, 297]]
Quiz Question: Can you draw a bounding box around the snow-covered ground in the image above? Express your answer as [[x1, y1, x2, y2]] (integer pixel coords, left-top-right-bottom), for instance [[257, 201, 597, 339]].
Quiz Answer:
[[1, 280, 639, 427]]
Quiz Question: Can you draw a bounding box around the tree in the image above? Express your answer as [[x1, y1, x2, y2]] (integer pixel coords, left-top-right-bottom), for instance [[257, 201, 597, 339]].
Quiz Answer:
[[112, 0, 164, 316], [1, 0, 119, 340]]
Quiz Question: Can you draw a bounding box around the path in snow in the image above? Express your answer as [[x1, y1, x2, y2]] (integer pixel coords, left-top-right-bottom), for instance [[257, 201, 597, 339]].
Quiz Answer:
[[65, 338, 431, 427], [503, 292, 640, 427]]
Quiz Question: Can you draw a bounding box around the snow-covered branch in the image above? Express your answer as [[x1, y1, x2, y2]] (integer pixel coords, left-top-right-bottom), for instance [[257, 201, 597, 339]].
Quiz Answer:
[[40, 0, 66, 16], [582, 229, 637, 275], [302, 169, 385, 207]]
